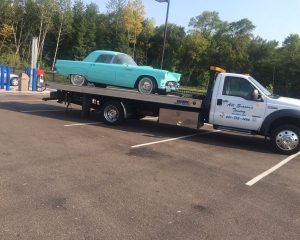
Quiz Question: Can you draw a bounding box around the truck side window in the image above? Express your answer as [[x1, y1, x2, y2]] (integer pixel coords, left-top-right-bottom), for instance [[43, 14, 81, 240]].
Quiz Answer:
[[95, 54, 113, 63], [222, 76, 255, 100]]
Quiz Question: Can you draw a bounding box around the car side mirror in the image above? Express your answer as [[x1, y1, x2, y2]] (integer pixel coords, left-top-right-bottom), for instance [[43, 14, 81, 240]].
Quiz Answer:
[[252, 89, 262, 101]]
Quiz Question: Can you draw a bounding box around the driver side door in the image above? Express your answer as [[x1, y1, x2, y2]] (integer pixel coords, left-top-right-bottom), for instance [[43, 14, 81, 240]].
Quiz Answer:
[[213, 76, 267, 131]]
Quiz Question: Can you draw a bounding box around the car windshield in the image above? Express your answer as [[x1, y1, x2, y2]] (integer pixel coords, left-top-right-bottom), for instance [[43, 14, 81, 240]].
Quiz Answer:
[[112, 54, 137, 66], [248, 76, 273, 96]]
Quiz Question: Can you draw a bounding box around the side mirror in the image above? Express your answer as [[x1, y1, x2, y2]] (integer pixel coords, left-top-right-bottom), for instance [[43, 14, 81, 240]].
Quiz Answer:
[[252, 89, 262, 101]]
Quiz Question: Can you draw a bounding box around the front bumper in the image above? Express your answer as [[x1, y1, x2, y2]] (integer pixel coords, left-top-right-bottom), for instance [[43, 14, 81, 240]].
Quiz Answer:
[[165, 81, 180, 92]]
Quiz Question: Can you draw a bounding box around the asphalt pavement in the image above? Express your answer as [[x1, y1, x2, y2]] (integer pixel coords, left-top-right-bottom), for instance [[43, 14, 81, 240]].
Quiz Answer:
[[0, 92, 299, 240]]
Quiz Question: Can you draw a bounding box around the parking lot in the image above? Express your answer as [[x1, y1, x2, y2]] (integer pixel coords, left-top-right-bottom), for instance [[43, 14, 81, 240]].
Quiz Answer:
[[0, 92, 299, 240]]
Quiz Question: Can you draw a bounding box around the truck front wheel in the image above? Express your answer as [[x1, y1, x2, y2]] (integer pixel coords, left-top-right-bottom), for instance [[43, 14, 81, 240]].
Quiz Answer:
[[271, 124, 300, 154], [100, 101, 124, 125]]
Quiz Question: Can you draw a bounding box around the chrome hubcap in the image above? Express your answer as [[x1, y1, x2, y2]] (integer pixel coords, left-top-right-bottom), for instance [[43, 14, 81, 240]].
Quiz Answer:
[[276, 130, 299, 151], [71, 75, 85, 85], [11, 78, 19, 86], [139, 79, 153, 93], [104, 106, 119, 123]]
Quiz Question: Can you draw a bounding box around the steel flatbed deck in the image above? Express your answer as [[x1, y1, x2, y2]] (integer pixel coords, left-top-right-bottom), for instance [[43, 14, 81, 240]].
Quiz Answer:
[[45, 81, 203, 109]]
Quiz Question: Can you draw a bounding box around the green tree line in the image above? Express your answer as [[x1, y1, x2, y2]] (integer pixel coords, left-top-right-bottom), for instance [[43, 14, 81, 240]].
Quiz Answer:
[[0, 0, 300, 97]]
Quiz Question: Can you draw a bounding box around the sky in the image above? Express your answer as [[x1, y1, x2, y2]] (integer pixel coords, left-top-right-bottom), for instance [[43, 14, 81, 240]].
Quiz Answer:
[[84, 0, 300, 44]]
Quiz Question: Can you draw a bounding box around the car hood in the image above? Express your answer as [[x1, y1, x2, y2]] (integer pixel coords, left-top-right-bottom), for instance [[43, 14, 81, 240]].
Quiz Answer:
[[135, 66, 181, 82]]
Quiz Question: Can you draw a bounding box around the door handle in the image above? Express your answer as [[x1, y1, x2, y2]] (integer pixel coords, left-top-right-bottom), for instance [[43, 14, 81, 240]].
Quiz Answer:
[[217, 99, 222, 105]]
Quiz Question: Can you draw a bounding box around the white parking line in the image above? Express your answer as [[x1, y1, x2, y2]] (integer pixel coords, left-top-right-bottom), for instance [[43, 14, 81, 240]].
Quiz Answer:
[[131, 130, 220, 148], [21, 109, 66, 113], [246, 151, 300, 186], [64, 122, 102, 127]]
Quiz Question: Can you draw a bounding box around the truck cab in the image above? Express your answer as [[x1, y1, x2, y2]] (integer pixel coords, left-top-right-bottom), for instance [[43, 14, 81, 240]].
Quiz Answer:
[[208, 68, 300, 154]]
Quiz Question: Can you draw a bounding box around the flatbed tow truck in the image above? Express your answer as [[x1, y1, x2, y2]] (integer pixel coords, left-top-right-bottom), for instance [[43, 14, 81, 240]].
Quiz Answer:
[[44, 67, 300, 155]]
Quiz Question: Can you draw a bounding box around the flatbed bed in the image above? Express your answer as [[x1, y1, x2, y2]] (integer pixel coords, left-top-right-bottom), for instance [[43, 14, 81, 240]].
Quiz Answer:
[[45, 81, 203, 109]]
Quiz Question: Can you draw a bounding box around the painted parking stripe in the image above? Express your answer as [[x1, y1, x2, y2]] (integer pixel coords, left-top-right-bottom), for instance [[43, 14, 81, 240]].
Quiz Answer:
[[21, 109, 67, 113], [64, 122, 102, 127], [131, 130, 220, 148], [246, 151, 300, 186]]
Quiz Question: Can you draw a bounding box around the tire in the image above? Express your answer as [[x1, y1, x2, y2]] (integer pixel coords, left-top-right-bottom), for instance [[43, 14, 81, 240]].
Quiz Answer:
[[271, 124, 300, 154], [137, 77, 156, 94], [70, 74, 87, 86], [100, 101, 124, 125], [10, 77, 19, 86]]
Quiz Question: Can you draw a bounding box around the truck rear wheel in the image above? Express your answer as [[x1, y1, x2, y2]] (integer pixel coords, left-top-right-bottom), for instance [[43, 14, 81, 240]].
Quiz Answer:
[[271, 124, 300, 154], [100, 101, 124, 125]]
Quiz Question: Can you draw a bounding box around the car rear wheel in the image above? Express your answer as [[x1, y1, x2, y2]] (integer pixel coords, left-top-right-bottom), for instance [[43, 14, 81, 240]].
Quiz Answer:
[[10, 77, 19, 86], [70, 74, 87, 86], [138, 77, 156, 94], [271, 124, 300, 154]]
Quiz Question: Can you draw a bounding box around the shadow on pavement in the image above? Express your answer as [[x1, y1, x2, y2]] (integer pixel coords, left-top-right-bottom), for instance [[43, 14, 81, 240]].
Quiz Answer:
[[0, 101, 273, 154]]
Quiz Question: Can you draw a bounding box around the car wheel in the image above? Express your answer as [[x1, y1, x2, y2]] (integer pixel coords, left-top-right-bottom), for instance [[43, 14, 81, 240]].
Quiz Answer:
[[10, 77, 19, 86], [101, 101, 124, 125], [70, 74, 87, 86], [138, 77, 156, 94], [271, 124, 300, 154]]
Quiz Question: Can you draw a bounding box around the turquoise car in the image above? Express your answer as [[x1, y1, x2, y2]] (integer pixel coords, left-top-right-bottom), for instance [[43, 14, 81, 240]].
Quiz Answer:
[[55, 50, 181, 94]]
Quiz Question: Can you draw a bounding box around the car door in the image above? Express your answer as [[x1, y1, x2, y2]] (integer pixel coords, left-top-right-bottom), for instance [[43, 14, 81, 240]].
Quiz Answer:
[[112, 54, 138, 88], [213, 76, 266, 131], [87, 54, 116, 84]]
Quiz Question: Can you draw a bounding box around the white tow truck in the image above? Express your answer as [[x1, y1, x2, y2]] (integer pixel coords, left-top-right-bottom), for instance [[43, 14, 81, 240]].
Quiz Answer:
[[45, 67, 300, 154]]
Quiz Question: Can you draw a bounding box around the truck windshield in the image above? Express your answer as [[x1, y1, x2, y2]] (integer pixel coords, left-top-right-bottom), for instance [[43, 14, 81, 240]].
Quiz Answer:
[[248, 77, 272, 96]]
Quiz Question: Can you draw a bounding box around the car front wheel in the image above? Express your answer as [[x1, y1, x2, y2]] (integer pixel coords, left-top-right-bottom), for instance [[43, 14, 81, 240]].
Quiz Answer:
[[271, 124, 300, 154], [70, 74, 87, 86], [138, 77, 156, 94], [10, 77, 19, 86]]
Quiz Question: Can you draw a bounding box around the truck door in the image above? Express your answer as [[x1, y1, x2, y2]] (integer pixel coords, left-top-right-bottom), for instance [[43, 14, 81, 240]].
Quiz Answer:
[[212, 76, 266, 131]]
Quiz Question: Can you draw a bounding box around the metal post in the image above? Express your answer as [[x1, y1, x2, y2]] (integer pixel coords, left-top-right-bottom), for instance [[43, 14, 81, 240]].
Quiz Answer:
[[6, 65, 10, 91], [0, 64, 4, 89], [32, 68, 37, 91], [26, 67, 31, 77], [161, 0, 170, 69]]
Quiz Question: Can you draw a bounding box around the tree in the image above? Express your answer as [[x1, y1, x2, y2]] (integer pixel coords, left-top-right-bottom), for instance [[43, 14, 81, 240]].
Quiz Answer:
[[51, 0, 73, 70], [71, 0, 87, 59], [189, 11, 222, 37], [123, 0, 145, 58]]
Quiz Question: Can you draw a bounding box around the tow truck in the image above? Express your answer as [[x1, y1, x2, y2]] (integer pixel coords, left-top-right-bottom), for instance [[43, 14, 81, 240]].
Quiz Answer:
[[45, 67, 300, 155]]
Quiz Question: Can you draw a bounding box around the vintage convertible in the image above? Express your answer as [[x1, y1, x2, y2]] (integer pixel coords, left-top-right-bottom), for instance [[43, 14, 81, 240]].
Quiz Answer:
[[55, 50, 181, 94]]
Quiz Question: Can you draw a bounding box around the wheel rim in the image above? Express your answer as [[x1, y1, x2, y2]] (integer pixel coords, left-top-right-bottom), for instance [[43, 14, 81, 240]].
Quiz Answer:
[[104, 105, 119, 123], [11, 78, 19, 86], [71, 75, 85, 86], [138, 78, 153, 94], [276, 130, 299, 151]]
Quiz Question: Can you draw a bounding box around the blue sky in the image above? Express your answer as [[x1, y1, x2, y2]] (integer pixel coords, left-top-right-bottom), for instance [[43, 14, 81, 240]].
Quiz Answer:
[[84, 0, 300, 44]]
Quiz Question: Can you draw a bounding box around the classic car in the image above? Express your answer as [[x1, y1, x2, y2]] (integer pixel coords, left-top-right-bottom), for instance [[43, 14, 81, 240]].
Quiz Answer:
[[55, 50, 181, 94]]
